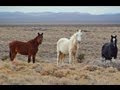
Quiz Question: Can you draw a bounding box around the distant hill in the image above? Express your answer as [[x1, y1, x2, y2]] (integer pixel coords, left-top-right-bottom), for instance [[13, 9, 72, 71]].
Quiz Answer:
[[0, 12, 120, 24]]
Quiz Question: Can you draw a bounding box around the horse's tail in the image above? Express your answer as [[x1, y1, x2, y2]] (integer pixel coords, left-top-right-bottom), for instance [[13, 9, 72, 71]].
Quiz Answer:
[[57, 41, 59, 52], [57, 40, 60, 65], [9, 51, 12, 60], [9, 43, 12, 61]]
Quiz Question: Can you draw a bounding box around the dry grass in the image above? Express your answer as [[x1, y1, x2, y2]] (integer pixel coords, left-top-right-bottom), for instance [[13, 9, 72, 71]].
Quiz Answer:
[[0, 24, 120, 84]]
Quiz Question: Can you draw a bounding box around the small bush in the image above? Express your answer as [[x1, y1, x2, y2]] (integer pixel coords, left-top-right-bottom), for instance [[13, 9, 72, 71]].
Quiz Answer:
[[83, 65, 98, 71], [77, 54, 85, 63], [1, 56, 9, 61]]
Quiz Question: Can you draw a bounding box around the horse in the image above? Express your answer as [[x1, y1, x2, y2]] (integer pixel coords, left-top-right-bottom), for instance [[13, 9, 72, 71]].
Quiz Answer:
[[57, 29, 82, 65], [9, 32, 43, 63], [101, 35, 118, 62]]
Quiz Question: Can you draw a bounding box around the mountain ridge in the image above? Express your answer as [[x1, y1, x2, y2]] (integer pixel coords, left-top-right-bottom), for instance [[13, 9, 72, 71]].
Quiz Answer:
[[0, 12, 120, 24]]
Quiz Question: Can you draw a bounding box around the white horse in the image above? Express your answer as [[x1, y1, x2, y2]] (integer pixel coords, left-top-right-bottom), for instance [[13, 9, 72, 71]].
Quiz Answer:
[[57, 29, 82, 65]]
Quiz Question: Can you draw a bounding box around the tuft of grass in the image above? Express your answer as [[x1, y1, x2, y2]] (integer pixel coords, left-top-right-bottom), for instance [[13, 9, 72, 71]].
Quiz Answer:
[[1, 56, 9, 61], [4, 63, 10, 69], [77, 54, 85, 63]]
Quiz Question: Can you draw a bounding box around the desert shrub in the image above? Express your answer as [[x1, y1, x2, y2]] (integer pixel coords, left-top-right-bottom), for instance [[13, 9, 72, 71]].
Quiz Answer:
[[82, 65, 98, 71], [106, 67, 118, 73], [77, 54, 85, 63], [89, 59, 120, 71], [1, 56, 9, 61]]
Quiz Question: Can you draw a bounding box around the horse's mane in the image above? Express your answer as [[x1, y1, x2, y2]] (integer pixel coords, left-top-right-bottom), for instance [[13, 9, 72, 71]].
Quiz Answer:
[[70, 32, 77, 42], [27, 36, 39, 46], [69, 30, 82, 45]]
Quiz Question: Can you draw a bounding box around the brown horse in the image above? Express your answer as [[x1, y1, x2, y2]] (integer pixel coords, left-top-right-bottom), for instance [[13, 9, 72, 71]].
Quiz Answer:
[[9, 32, 43, 63]]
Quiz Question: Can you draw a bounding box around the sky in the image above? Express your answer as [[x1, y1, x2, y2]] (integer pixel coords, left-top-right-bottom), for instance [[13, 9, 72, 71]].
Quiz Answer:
[[0, 6, 120, 15]]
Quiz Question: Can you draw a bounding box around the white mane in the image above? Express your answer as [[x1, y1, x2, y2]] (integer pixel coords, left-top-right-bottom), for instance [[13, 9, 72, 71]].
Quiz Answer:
[[70, 29, 82, 43]]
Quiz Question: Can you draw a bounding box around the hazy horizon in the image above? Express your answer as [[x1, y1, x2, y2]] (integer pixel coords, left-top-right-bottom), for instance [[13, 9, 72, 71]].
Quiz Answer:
[[0, 6, 120, 15]]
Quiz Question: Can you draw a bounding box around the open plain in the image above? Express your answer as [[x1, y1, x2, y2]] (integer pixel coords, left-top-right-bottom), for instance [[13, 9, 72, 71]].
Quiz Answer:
[[0, 24, 120, 85]]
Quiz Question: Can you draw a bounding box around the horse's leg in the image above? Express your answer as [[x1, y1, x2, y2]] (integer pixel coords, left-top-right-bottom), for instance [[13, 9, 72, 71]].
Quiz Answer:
[[9, 51, 12, 61], [69, 51, 72, 64], [11, 52, 17, 61], [10, 52, 17, 65], [114, 52, 117, 59], [57, 51, 60, 66], [9, 48, 15, 61], [32, 55, 36, 63], [73, 53, 76, 64], [61, 53, 65, 65], [28, 55, 31, 63]]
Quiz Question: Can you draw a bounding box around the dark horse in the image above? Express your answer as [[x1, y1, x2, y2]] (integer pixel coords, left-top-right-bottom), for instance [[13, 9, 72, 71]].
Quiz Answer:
[[101, 35, 118, 61], [9, 32, 43, 63]]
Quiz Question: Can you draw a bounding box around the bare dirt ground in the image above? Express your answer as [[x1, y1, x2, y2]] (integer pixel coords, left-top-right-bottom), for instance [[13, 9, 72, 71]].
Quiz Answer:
[[0, 24, 120, 85]]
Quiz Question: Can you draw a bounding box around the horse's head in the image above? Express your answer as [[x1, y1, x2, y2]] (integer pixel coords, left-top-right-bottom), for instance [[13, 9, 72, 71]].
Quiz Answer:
[[76, 29, 82, 43], [36, 32, 43, 44], [111, 35, 117, 46]]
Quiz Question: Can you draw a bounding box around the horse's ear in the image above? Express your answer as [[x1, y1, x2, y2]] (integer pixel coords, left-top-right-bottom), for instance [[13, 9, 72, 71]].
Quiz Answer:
[[111, 35, 113, 38], [81, 29, 84, 32], [79, 29, 81, 32], [38, 32, 40, 36], [41, 33, 43, 36], [77, 29, 81, 32]]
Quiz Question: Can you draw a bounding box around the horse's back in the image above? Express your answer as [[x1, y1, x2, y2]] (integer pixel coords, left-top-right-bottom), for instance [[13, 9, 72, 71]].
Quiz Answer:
[[9, 40, 30, 55], [102, 43, 110, 53], [9, 41, 29, 51], [9, 41, 18, 47], [9, 41, 27, 47], [102, 43, 109, 50], [57, 38, 69, 43], [57, 38, 69, 54]]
